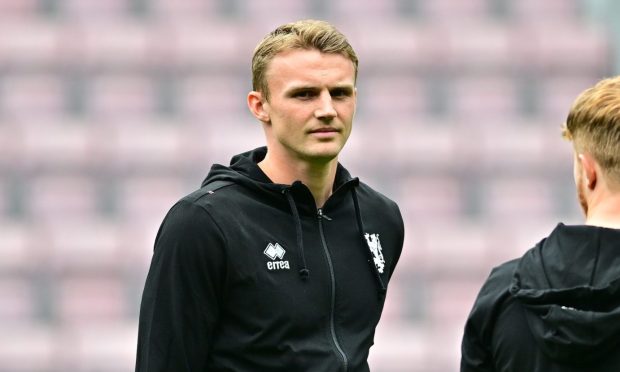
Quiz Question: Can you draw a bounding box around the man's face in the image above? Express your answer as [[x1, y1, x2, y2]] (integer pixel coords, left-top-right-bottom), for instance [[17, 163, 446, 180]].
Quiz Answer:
[[260, 49, 356, 164]]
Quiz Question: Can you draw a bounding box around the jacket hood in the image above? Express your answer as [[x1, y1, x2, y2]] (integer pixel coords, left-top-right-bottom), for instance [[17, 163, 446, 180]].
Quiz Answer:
[[510, 223, 620, 363]]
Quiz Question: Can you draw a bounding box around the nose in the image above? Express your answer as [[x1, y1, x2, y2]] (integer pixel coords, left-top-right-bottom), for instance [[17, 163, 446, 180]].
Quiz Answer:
[[314, 92, 337, 120]]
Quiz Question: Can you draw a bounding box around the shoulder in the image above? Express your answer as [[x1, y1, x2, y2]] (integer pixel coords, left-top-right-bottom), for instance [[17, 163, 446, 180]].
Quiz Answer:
[[355, 181, 402, 223], [472, 259, 519, 315], [157, 182, 240, 243]]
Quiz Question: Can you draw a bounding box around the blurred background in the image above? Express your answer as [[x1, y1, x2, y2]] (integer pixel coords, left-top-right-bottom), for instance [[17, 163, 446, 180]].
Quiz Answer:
[[1, 0, 619, 371]]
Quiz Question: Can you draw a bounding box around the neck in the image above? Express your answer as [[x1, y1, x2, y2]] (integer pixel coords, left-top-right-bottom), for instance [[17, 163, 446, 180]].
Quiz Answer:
[[259, 151, 338, 208], [585, 192, 620, 229]]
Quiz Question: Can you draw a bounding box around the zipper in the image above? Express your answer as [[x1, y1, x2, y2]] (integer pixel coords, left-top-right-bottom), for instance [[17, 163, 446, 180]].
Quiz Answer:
[[318, 208, 348, 372]]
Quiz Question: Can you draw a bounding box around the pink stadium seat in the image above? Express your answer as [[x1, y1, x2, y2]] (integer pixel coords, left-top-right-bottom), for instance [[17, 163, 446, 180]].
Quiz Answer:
[[443, 23, 513, 71], [353, 23, 446, 69], [391, 122, 457, 170], [0, 325, 55, 371], [416, 222, 493, 274], [0, 0, 38, 20], [0, 22, 60, 67], [178, 75, 246, 119], [480, 176, 556, 223], [360, 74, 427, 119], [397, 176, 463, 222], [474, 121, 549, 171], [540, 76, 598, 121], [90, 75, 156, 119], [331, 0, 399, 19], [533, 25, 609, 72], [242, 0, 312, 25], [28, 175, 99, 222], [20, 120, 100, 171], [0, 278, 36, 323], [178, 117, 264, 169], [511, 0, 579, 23], [57, 322, 137, 371], [56, 276, 127, 325], [0, 221, 33, 273], [450, 76, 519, 120], [117, 175, 189, 224], [420, 0, 489, 23], [167, 22, 245, 67], [0, 124, 22, 171], [80, 23, 152, 69], [1, 74, 65, 119], [62, 0, 130, 21], [151, 0, 218, 20], [427, 278, 487, 325], [45, 219, 124, 272], [369, 323, 430, 372], [105, 120, 189, 171], [0, 182, 6, 217]]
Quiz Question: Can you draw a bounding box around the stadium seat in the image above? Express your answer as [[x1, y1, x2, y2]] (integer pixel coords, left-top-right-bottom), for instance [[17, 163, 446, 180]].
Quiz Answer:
[[55, 276, 128, 325], [27, 175, 99, 222], [420, 0, 490, 23], [107, 120, 187, 171], [1, 74, 65, 119], [479, 176, 556, 223], [0, 278, 37, 323], [150, 0, 219, 21], [45, 219, 124, 272], [20, 120, 102, 171], [80, 23, 152, 69], [90, 74, 156, 119], [57, 322, 137, 371], [0, 22, 59, 68], [0, 221, 33, 273], [61, 0, 130, 21], [0, 324, 55, 371], [449, 76, 519, 120]]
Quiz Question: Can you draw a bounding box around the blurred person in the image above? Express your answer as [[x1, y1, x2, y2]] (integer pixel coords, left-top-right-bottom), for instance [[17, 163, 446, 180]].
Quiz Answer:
[[135, 19, 404, 371], [461, 76, 620, 372]]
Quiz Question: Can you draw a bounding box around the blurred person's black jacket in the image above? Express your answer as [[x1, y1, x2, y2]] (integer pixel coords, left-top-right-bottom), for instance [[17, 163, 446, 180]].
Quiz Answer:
[[136, 147, 404, 372], [462, 223, 620, 372]]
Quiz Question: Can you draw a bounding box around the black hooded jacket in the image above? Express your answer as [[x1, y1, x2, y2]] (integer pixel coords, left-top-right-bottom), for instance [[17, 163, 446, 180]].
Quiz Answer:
[[461, 223, 620, 372], [136, 147, 404, 372]]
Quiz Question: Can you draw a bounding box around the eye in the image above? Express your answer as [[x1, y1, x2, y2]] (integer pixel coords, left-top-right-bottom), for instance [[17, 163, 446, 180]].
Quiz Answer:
[[330, 88, 352, 99], [292, 90, 317, 99]]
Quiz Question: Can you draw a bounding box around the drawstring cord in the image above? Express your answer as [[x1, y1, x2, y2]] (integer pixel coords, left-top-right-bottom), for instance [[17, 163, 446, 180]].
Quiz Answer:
[[283, 181, 386, 293], [283, 188, 310, 280], [351, 186, 387, 294]]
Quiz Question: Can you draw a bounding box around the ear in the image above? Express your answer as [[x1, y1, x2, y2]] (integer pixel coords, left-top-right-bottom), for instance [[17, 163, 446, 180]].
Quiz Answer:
[[578, 153, 598, 190], [247, 91, 270, 123]]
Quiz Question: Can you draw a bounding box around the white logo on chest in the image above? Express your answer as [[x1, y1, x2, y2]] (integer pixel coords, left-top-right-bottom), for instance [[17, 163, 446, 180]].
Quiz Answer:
[[365, 233, 385, 274], [264, 243, 290, 271]]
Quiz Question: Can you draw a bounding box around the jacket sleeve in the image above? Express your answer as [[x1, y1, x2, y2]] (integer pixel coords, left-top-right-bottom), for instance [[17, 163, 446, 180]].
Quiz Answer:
[[135, 199, 228, 372], [460, 263, 515, 372], [461, 311, 495, 372]]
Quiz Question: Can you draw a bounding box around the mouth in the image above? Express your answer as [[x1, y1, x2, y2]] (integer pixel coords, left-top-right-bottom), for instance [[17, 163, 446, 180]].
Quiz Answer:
[[308, 127, 341, 134]]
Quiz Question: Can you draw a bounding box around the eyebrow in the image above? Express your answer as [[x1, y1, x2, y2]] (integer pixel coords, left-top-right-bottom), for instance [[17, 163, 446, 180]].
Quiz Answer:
[[286, 84, 355, 94]]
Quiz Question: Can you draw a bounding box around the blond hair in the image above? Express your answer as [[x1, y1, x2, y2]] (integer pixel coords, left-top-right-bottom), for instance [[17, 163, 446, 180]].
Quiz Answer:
[[251, 19, 358, 100], [563, 76, 620, 183]]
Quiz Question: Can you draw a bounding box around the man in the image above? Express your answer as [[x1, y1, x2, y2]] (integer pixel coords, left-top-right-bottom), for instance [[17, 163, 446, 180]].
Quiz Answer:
[[135, 20, 404, 371], [461, 76, 620, 372]]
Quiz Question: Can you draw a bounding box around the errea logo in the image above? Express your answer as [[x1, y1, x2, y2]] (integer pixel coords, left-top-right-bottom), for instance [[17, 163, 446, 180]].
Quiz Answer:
[[264, 243, 290, 271]]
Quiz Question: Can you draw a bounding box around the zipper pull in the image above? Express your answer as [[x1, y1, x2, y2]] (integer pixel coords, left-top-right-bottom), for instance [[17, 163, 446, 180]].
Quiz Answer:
[[317, 208, 333, 221]]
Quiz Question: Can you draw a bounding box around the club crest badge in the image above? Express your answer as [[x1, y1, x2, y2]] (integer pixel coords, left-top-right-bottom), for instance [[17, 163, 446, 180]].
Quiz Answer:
[[364, 233, 385, 274]]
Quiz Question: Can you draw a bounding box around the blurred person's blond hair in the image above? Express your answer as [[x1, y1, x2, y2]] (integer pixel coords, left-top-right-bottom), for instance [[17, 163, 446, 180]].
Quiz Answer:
[[563, 76, 620, 186], [251, 19, 358, 101]]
